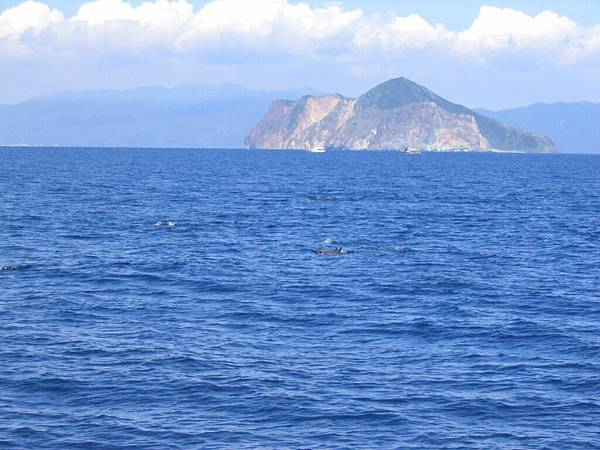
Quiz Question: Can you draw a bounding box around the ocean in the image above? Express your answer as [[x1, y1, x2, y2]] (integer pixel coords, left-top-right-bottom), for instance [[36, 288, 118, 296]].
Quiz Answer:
[[1, 148, 599, 449]]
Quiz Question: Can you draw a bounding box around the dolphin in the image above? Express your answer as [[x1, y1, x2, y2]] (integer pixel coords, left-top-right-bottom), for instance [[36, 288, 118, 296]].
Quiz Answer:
[[314, 247, 346, 255]]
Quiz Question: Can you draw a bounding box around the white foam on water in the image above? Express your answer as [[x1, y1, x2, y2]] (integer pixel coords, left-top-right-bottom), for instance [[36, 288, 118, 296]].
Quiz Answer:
[[0, 264, 28, 271], [154, 220, 177, 227]]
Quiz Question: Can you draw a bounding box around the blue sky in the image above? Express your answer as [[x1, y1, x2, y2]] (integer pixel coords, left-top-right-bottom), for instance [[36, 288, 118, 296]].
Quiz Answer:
[[1, 0, 600, 108]]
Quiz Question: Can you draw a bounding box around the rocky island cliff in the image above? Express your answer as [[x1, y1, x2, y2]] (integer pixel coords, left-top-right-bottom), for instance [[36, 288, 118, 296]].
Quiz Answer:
[[245, 78, 557, 152]]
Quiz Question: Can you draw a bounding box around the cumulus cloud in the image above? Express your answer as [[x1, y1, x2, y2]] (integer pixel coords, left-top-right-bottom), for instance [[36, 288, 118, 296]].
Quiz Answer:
[[456, 6, 580, 59], [1, 0, 599, 64], [0, 1, 63, 38], [177, 0, 364, 57], [352, 14, 451, 51], [0, 0, 63, 55]]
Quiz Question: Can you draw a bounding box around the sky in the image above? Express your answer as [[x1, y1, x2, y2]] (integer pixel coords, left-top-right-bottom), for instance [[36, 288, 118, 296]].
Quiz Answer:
[[1, 0, 600, 109]]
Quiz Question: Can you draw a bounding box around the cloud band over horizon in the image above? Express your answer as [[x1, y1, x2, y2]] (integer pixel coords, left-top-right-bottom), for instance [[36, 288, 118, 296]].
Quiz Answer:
[[1, 0, 600, 107]]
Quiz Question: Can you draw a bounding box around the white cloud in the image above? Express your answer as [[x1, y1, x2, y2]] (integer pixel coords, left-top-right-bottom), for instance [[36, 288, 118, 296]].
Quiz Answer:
[[73, 0, 134, 25], [1, 0, 600, 64], [176, 0, 363, 56], [352, 13, 451, 51], [457, 6, 579, 58], [0, 1, 63, 39], [73, 0, 193, 27]]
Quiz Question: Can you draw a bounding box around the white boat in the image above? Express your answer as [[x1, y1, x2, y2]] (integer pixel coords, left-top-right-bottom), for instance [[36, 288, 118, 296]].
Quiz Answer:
[[309, 147, 326, 153]]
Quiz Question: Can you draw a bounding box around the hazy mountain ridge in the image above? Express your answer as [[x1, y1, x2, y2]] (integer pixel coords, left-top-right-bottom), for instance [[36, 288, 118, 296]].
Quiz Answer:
[[0, 85, 321, 148], [246, 78, 556, 152], [476, 102, 600, 153]]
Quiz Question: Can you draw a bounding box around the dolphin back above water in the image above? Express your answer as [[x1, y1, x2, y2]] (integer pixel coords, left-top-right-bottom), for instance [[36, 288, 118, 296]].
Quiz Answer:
[[313, 247, 346, 255]]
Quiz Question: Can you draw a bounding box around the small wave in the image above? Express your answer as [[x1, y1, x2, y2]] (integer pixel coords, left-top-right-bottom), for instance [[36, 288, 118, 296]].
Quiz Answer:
[[154, 220, 177, 227], [305, 194, 339, 202], [378, 246, 427, 254], [378, 246, 404, 253]]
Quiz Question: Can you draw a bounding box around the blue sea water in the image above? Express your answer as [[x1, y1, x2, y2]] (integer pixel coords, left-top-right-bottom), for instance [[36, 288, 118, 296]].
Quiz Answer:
[[1, 148, 599, 449]]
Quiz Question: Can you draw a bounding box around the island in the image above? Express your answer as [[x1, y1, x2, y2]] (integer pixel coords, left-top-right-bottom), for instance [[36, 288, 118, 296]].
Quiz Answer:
[[245, 77, 557, 153]]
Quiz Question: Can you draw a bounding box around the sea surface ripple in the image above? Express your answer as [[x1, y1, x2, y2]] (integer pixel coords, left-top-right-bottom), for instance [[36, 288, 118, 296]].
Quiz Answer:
[[1, 148, 599, 449]]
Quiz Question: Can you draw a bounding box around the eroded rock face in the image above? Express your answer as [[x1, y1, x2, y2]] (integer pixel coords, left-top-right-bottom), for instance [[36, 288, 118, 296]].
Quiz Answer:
[[246, 94, 356, 150], [246, 78, 557, 152]]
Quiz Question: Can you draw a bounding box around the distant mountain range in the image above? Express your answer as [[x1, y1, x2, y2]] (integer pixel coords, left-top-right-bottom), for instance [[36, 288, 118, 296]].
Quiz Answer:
[[247, 78, 555, 152], [0, 85, 320, 148], [476, 103, 600, 154], [0, 81, 597, 153]]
